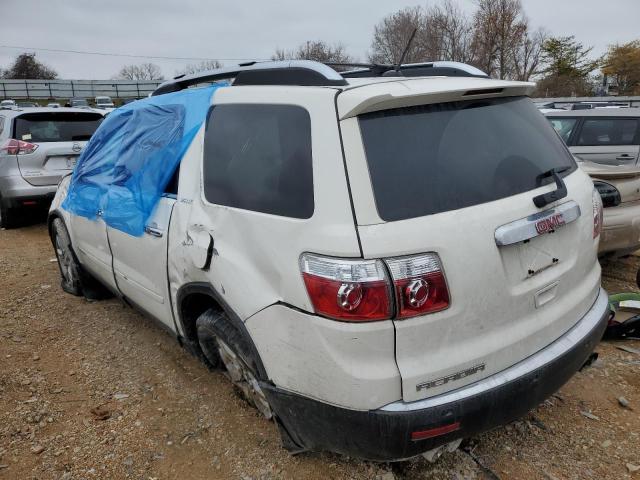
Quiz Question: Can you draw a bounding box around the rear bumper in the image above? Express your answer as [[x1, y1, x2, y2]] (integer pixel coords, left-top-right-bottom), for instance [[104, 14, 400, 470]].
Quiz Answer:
[[0, 175, 57, 208], [264, 288, 609, 461], [599, 202, 640, 255]]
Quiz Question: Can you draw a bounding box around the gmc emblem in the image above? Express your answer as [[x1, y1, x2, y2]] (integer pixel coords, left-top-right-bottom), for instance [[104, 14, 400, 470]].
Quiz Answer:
[[535, 213, 565, 234]]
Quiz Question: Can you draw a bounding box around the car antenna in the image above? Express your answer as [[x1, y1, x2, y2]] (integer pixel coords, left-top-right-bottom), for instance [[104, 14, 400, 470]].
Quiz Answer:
[[394, 28, 418, 74]]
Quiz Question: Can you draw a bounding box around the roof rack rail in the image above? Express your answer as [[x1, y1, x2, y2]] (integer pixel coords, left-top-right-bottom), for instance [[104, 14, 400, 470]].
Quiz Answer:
[[331, 61, 489, 79], [152, 60, 347, 96]]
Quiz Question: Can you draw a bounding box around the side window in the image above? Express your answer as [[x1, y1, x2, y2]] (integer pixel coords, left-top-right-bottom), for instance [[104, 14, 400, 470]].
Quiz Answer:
[[0, 116, 5, 136], [164, 166, 179, 196], [577, 118, 640, 146], [203, 104, 313, 219], [549, 118, 577, 144]]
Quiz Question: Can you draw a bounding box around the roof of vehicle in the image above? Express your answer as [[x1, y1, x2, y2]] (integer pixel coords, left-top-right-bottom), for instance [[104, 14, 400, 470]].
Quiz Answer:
[[544, 108, 640, 118], [0, 107, 106, 118]]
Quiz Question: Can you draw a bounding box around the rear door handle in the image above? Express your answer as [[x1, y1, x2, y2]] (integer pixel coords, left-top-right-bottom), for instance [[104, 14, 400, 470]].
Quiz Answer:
[[616, 154, 633, 160], [144, 226, 163, 238]]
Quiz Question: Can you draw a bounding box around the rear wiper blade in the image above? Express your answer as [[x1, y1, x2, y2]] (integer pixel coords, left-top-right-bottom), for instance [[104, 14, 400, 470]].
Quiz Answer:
[[533, 167, 570, 208]]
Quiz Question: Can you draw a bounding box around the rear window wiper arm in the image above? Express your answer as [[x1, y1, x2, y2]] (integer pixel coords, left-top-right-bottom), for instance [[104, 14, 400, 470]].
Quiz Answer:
[[533, 166, 571, 208]]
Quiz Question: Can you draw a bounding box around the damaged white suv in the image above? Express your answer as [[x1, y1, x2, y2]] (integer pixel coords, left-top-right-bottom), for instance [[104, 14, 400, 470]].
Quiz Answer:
[[49, 60, 609, 461]]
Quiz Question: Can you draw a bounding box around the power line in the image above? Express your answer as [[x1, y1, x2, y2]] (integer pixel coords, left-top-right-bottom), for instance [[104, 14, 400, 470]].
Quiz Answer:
[[0, 45, 267, 62]]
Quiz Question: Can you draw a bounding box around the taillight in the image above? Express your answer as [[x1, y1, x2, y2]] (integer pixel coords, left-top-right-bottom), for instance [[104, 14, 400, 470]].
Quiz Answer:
[[592, 188, 603, 239], [385, 254, 450, 319], [0, 139, 38, 155], [300, 253, 391, 321]]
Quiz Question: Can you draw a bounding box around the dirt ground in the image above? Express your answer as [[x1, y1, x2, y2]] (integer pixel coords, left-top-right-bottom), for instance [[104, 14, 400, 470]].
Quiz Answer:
[[1, 218, 639, 480]]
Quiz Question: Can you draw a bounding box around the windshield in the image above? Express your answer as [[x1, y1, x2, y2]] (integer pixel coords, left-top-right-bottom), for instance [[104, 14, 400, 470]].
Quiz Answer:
[[96, 98, 111, 104], [14, 112, 103, 142], [71, 99, 88, 106], [359, 96, 576, 221]]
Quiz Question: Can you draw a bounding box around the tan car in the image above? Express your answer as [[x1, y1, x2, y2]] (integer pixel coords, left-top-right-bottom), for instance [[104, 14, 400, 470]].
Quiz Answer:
[[545, 109, 640, 257]]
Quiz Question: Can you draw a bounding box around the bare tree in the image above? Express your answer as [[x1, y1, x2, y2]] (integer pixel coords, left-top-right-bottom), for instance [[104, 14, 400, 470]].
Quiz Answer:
[[426, 0, 475, 63], [117, 63, 164, 81], [177, 60, 223, 76], [369, 6, 433, 64], [471, 0, 528, 79], [512, 27, 546, 81], [272, 41, 354, 65]]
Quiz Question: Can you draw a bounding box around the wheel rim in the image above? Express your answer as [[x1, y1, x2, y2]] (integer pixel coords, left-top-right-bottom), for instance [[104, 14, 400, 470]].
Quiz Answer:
[[216, 338, 272, 419], [54, 229, 76, 284]]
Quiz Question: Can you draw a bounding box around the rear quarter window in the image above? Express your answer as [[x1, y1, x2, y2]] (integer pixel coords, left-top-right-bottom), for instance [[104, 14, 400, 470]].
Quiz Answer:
[[359, 96, 576, 222], [577, 118, 640, 146], [203, 104, 313, 219], [13, 112, 103, 142]]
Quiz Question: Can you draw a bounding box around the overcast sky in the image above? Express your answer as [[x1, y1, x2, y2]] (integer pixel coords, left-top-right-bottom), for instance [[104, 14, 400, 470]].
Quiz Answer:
[[1, 0, 638, 80]]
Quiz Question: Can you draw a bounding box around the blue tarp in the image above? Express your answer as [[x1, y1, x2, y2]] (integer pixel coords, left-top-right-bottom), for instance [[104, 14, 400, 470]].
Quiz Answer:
[[62, 84, 224, 236]]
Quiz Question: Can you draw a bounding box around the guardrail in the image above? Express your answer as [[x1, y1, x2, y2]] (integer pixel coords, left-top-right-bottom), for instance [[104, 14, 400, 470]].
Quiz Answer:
[[0, 79, 163, 100], [532, 96, 640, 108]]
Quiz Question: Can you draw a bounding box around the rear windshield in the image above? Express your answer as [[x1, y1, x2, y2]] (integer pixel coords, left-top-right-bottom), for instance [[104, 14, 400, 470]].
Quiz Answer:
[[359, 96, 576, 221], [14, 112, 103, 142]]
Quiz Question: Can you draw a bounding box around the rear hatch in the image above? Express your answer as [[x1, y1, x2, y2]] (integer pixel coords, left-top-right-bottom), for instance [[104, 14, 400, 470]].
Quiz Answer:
[[338, 82, 601, 403], [12, 111, 103, 186]]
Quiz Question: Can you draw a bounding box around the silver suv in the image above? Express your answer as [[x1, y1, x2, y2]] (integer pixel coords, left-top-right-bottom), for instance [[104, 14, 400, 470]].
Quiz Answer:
[[0, 107, 103, 227]]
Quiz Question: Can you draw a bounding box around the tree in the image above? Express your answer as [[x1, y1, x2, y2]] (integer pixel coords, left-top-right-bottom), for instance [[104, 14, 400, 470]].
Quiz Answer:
[[369, 6, 431, 64], [117, 63, 164, 81], [602, 40, 640, 95], [272, 41, 354, 65], [535, 36, 599, 96], [1, 53, 57, 79], [177, 60, 223, 76], [512, 27, 546, 81], [426, 0, 476, 64], [471, 0, 529, 79]]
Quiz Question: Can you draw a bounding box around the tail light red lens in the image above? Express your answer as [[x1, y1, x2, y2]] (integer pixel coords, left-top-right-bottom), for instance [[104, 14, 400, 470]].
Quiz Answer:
[[0, 139, 38, 155], [385, 254, 450, 319], [300, 254, 391, 321], [592, 188, 603, 239]]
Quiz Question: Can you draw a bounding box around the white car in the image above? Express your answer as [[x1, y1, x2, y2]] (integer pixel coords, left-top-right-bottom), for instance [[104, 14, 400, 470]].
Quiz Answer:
[[94, 96, 115, 110], [48, 60, 609, 461]]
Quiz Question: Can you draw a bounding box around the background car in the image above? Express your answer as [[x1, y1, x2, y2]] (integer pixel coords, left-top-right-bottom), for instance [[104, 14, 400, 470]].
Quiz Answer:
[[66, 98, 91, 109], [0, 99, 17, 110], [16, 101, 38, 108], [94, 96, 115, 110], [545, 109, 640, 166], [0, 107, 103, 227], [47, 102, 61, 108], [546, 109, 640, 256]]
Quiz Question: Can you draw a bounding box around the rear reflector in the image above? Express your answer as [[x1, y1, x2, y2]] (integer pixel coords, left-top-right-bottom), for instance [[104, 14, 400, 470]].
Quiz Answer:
[[411, 422, 461, 441], [22, 201, 37, 206], [300, 254, 391, 321], [385, 254, 450, 319]]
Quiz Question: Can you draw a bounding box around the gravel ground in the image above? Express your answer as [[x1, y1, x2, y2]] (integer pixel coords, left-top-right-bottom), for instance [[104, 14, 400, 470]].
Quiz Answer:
[[0, 219, 639, 480]]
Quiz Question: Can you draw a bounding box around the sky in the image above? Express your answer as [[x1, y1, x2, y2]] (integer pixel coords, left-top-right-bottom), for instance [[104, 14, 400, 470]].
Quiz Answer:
[[1, 0, 639, 80]]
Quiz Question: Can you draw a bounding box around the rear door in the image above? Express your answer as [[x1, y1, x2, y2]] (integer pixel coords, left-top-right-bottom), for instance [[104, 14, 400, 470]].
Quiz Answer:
[[570, 116, 640, 166], [12, 111, 103, 185], [340, 93, 601, 402]]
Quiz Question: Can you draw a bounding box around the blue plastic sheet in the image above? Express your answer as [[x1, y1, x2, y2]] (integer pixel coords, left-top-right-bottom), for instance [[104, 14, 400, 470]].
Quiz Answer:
[[62, 84, 224, 236]]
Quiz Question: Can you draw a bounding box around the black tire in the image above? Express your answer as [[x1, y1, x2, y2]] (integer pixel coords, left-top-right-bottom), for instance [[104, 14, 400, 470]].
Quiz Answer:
[[636, 265, 640, 290], [196, 309, 272, 418], [51, 218, 83, 296], [0, 196, 18, 229]]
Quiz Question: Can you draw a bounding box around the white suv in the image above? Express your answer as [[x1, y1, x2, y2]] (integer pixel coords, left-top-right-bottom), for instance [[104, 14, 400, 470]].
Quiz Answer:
[[49, 60, 609, 461]]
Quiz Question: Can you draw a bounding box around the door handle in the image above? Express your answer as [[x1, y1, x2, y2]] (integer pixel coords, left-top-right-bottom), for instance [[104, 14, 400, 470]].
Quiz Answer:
[[144, 226, 163, 238], [616, 154, 633, 160]]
